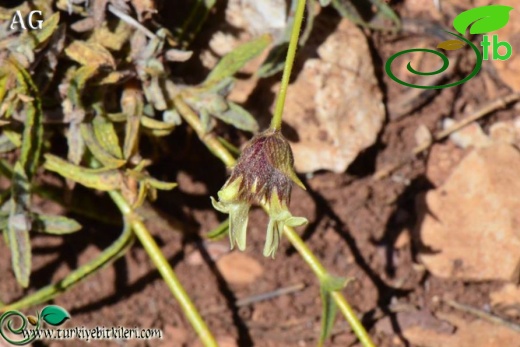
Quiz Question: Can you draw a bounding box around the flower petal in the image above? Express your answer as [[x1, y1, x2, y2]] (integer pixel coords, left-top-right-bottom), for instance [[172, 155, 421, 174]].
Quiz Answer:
[[210, 196, 229, 213], [218, 176, 242, 202], [263, 219, 282, 258], [228, 202, 250, 251]]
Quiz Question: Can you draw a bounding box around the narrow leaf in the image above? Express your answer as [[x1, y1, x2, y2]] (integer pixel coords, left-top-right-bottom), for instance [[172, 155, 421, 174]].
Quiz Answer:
[[214, 102, 259, 132], [319, 287, 338, 347], [32, 214, 82, 235], [206, 219, 229, 240], [0, 134, 18, 153], [7, 163, 32, 288], [80, 123, 126, 168], [145, 177, 178, 191], [65, 41, 116, 68], [44, 154, 123, 191], [121, 83, 143, 159], [92, 114, 123, 159], [33, 12, 61, 47], [10, 58, 44, 180], [204, 34, 272, 85], [141, 115, 177, 131], [318, 275, 351, 346]]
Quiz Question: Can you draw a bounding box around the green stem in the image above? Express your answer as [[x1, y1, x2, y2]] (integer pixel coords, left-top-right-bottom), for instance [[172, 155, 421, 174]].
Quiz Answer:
[[270, 0, 307, 131], [284, 228, 374, 346], [1, 220, 133, 312], [108, 191, 218, 347]]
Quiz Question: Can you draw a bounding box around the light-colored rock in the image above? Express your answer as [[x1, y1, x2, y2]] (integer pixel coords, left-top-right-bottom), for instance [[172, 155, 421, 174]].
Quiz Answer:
[[403, 312, 520, 347], [282, 19, 385, 173], [491, 0, 520, 91], [417, 144, 520, 281], [489, 121, 519, 145], [444, 118, 491, 149], [425, 142, 465, 187], [216, 251, 264, 285], [490, 283, 520, 307]]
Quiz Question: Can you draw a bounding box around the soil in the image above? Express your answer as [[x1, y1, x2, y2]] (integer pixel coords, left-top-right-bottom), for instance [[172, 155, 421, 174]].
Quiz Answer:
[[1, 1, 519, 347]]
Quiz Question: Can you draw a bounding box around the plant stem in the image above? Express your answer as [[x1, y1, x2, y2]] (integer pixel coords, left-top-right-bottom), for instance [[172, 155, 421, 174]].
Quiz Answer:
[[0, 221, 133, 312], [108, 191, 219, 347], [284, 221, 375, 347], [270, 0, 307, 131]]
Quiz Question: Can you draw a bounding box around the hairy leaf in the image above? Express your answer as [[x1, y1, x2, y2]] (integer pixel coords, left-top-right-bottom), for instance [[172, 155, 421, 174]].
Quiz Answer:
[[44, 154, 123, 191], [80, 123, 126, 168], [32, 214, 82, 235], [65, 41, 116, 68], [121, 83, 144, 159], [7, 163, 32, 288], [11, 58, 44, 180], [93, 114, 123, 159], [204, 34, 272, 86], [214, 101, 259, 132]]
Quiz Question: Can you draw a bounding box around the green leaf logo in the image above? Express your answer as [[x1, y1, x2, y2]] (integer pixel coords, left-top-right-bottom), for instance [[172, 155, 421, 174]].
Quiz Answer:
[[453, 5, 513, 35], [41, 306, 70, 326]]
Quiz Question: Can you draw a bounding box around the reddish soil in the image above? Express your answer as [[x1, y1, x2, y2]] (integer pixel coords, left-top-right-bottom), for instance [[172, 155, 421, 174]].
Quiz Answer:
[[1, 1, 519, 347]]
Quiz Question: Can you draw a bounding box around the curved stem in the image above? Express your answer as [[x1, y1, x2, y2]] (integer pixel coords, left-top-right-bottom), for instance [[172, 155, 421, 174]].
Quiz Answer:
[[0, 220, 133, 312], [108, 191, 219, 347], [270, 0, 307, 131]]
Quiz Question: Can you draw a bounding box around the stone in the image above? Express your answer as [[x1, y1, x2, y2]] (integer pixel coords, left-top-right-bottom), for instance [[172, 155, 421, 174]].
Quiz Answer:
[[417, 144, 520, 281], [282, 19, 385, 173], [216, 251, 264, 285]]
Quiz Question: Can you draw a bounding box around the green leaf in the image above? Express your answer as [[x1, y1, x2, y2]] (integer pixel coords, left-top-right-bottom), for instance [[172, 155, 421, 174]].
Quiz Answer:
[[32, 214, 82, 235], [332, 0, 400, 31], [320, 0, 332, 5], [453, 5, 513, 35], [258, 0, 315, 77], [92, 113, 123, 159], [33, 12, 61, 47], [44, 154, 124, 191], [322, 274, 349, 292], [206, 219, 229, 240], [145, 177, 178, 191], [437, 39, 466, 50], [177, 0, 217, 47], [67, 65, 99, 107], [319, 286, 338, 347], [80, 123, 126, 169], [41, 305, 70, 326], [257, 43, 289, 78], [11, 58, 43, 180], [121, 85, 144, 159], [214, 102, 259, 132], [0, 134, 18, 153], [7, 162, 32, 288], [204, 34, 272, 86], [318, 275, 351, 346], [65, 41, 116, 68]]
